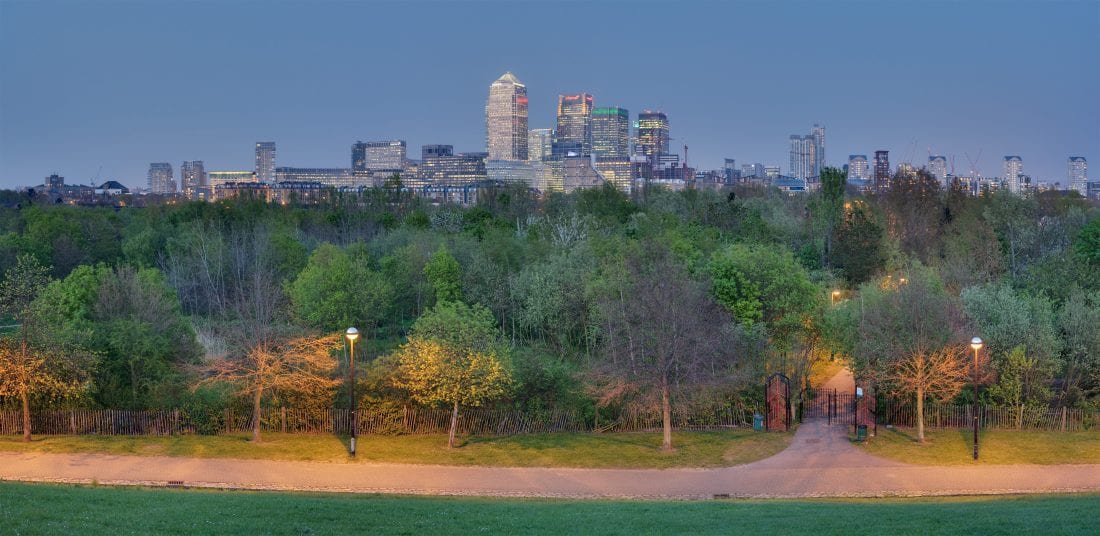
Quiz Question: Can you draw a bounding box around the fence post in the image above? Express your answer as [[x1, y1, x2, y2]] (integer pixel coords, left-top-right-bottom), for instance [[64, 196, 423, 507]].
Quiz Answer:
[[281, 407, 287, 434], [173, 409, 179, 436], [224, 408, 231, 434], [70, 410, 76, 435], [1061, 406, 1067, 432]]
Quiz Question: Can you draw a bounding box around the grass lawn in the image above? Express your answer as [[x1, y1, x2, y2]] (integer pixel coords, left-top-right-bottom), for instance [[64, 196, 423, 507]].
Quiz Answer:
[[858, 426, 1100, 465], [0, 482, 1096, 535], [0, 429, 792, 469]]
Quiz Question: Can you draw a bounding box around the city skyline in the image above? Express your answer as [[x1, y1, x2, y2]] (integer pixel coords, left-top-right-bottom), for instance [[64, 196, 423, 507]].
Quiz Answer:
[[1, 1, 1096, 189]]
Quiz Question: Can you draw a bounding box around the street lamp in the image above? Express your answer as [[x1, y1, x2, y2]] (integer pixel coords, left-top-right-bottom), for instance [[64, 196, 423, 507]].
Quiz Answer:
[[346, 327, 360, 456], [831, 290, 841, 304], [970, 336, 983, 460]]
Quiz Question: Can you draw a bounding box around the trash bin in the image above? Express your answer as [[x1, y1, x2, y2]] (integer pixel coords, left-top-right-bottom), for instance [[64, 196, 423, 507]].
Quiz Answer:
[[753, 414, 764, 431], [856, 424, 868, 441]]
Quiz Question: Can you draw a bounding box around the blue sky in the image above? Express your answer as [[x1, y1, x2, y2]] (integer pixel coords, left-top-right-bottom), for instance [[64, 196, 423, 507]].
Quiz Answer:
[[1, 0, 1097, 189]]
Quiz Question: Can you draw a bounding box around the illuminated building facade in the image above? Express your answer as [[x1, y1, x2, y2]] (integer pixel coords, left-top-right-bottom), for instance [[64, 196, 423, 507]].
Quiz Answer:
[[486, 72, 529, 160], [635, 110, 669, 161], [591, 107, 630, 159], [147, 162, 175, 194], [1068, 156, 1087, 196], [847, 155, 869, 180], [255, 142, 276, 183], [1003, 155, 1024, 193], [873, 150, 890, 190], [928, 155, 948, 182], [275, 167, 359, 188], [527, 129, 552, 161], [181, 160, 206, 199], [555, 93, 594, 156]]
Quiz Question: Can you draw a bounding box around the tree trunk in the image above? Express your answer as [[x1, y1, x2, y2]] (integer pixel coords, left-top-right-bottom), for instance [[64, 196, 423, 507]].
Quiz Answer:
[[661, 375, 672, 451], [251, 386, 263, 443], [21, 388, 31, 443], [448, 400, 459, 449], [916, 385, 925, 443]]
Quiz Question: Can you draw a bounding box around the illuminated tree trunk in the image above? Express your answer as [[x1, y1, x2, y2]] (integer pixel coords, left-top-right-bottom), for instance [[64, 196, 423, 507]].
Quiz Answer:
[[252, 386, 263, 443], [661, 374, 672, 451], [916, 385, 925, 443], [448, 400, 459, 449], [21, 387, 31, 443]]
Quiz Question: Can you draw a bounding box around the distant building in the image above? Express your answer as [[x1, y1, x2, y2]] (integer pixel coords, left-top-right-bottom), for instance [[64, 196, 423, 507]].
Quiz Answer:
[[275, 167, 359, 188], [255, 142, 276, 183], [724, 159, 739, 182], [181, 160, 206, 199], [527, 129, 552, 162], [96, 181, 129, 196], [147, 163, 175, 194], [594, 156, 633, 192], [208, 171, 257, 188], [561, 156, 604, 193], [418, 152, 487, 184], [847, 155, 869, 181], [487, 159, 548, 191], [486, 72, 529, 161], [354, 140, 406, 172], [810, 124, 826, 176], [1068, 156, 1088, 196], [788, 135, 816, 180], [555, 93, 594, 157], [741, 163, 765, 179], [873, 150, 890, 190], [422, 144, 454, 160], [764, 166, 780, 180], [634, 110, 669, 161], [928, 155, 948, 182], [1004, 156, 1024, 193], [591, 107, 630, 159], [44, 174, 65, 190]]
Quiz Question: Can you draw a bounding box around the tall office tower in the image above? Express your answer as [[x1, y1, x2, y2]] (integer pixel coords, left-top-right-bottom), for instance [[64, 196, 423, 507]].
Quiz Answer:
[[148, 163, 176, 194], [180, 160, 206, 198], [873, 150, 890, 190], [810, 123, 826, 176], [724, 158, 738, 182], [591, 107, 630, 158], [555, 93, 594, 156], [422, 144, 454, 160], [928, 155, 948, 182], [255, 142, 276, 183], [361, 140, 407, 171], [485, 72, 529, 160], [527, 129, 553, 161], [1068, 156, 1088, 196], [635, 110, 670, 161], [788, 135, 816, 180], [847, 155, 869, 180], [1003, 156, 1024, 193]]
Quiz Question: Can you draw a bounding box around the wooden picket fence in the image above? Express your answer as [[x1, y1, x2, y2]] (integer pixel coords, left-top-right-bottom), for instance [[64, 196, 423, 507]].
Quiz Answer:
[[880, 401, 1098, 432], [0, 404, 755, 437]]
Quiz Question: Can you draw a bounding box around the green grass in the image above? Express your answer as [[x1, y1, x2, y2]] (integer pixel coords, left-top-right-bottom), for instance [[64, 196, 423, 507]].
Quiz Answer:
[[0, 429, 792, 469], [858, 427, 1100, 465], [0, 482, 1096, 535]]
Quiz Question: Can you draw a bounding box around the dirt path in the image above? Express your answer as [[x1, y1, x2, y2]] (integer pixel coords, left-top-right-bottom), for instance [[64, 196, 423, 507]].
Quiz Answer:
[[2, 372, 1099, 499]]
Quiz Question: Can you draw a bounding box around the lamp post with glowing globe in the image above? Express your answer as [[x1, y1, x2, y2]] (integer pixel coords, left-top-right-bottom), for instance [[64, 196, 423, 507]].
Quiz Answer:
[[346, 327, 360, 456], [970, 336, 983, 460]]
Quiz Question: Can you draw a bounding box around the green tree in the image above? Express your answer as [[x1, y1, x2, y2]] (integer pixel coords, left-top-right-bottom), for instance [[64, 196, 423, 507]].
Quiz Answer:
[[961, 283, 1061, 408], [289, 243, 393, 332], [392, 301, 512, 448], [1056, 290, 1100, 406], [832, 200, 886, 284], [709, 243, 819, 347], [1075, 218, 1100, 266], [423, 245, 463, 303]]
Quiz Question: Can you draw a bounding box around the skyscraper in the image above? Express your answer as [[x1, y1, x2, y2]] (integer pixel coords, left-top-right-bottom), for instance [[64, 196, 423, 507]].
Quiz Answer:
[[180, 160, 206, 199], [527, 129, 552, 161], [255, 142, 276, 183], [591, 107, 630, 159], [724, 159, 738, 182], [788, 135, 816, 180], [352, 142, 368, 172], [555, 93, 594, 156], [1068, 156, 1088, 196], [1003, 156, 1024, 193], [485, 72, 529, 160], [810, 124, 826, 176], [928, 155, 948, 182], [873, 150, 890, 190], [422, 144, 454, 160], [148, 163, 176, 194], [847, 155, 869, 180], [635, 110, 669, 161]]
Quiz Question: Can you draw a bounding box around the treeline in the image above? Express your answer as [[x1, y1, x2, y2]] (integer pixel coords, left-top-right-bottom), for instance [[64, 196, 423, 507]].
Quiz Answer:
[[1, 173, 1098, 445]]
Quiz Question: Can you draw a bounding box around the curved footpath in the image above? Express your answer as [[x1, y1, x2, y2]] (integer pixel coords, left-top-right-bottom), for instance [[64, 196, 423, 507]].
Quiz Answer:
[[2, 376, 1099, 499]]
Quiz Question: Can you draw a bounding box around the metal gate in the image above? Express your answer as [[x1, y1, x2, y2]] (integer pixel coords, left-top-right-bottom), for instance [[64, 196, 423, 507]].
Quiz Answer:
[[764, 373, 791, 431], [801, 388, 856, 426]]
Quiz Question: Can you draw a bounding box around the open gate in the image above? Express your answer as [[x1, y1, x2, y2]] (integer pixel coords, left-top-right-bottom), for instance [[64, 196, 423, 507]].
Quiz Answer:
[[802, 388, 856, 426], [764, 373, 791, 431]]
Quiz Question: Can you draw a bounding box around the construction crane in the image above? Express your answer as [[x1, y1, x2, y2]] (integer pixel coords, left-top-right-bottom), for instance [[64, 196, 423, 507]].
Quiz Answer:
[[964, 149, 983, 178]]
